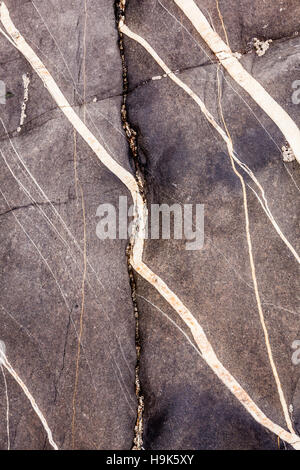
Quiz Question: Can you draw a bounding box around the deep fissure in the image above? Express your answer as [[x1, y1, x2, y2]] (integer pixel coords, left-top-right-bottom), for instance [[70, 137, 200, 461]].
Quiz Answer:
[[115, 0, 145, 450]]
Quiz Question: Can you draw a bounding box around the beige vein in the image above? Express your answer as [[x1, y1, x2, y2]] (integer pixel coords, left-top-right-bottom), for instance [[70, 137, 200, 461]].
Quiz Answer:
[[71, 0, 88, 438], [73, 129, 79, 199], [0, 185, 98, 395], [71, 184, 87, 448], [119, 18, 300, 440], [216, 66, 294, 433], [82, 0, 87, 123], [119, 22, 299, 264], [157, 0, 300, 192], [31, 0, 125, 140], [216, 0, 229, 47], [1, 363, 10, 450], [0, 341, 58, 450]]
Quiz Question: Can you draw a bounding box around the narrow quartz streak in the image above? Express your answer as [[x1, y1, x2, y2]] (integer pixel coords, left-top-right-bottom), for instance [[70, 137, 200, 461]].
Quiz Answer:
[[116, 0, 145, 449], [119, 22, 299, 265], [0, 185, 99, 395], [82, 0, 87, 122], [0, 187, 137, 442], [71, 0, 88, 446], [173, 0, 300, 164], [0, 157, 136, 416], [17, 73, 30, 133], [0, 342, 58, 450], [0, 133, 136, 412], [1, 1, 300, 450], [157, 0, 300, 193], [216, 0, 229, 47], [30, 0, 125, 140], [217, 65, 293, 434]]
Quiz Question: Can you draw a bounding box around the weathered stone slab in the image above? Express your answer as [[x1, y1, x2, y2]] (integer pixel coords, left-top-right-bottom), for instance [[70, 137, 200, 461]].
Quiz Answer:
[[0, 0, 136, 450], [0, 0, 299, 450], [124, 0, 300, 450]]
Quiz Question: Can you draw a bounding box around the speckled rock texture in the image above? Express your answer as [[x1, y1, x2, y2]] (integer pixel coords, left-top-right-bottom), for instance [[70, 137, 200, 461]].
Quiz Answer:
[[0, 0, 299, 450]]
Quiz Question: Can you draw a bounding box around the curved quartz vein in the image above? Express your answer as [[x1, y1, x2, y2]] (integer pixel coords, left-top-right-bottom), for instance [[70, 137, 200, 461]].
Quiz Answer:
[[119, 20, 299, 436], [0, 341, 58, 450]]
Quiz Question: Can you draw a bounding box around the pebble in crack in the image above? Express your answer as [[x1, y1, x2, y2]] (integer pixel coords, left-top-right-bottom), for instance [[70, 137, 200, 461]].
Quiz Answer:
[[253, 38, 272, 57], [17, 73, 30, 133], [282, 145, 296, 163]]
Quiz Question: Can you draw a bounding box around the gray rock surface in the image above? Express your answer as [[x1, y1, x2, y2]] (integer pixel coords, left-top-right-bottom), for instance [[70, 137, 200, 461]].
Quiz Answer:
[[0, 0, 299, 450], [0, 0, 136, 450]]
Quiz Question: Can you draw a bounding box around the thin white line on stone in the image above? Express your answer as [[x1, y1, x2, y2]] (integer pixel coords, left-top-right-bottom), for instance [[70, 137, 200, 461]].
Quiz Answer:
[[17, 73, 30, 133], [1, 1, 299, 450], [0, 341, 58, 450], [172, 0, 300, 164]]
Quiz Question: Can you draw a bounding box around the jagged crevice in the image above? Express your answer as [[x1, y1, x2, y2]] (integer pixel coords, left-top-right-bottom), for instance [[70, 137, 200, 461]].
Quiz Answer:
[[115, 0, 145, 451]]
